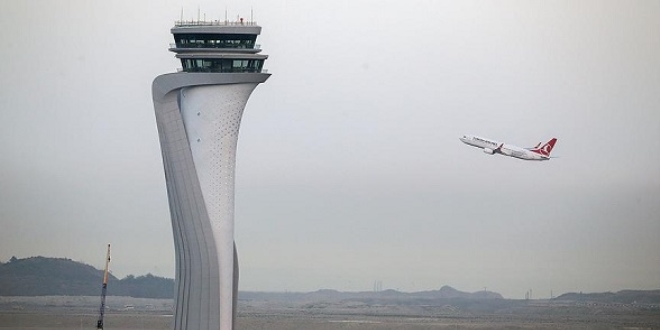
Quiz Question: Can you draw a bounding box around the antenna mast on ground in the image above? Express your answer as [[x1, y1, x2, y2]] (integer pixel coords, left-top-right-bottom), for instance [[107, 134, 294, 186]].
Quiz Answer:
[[96, 244, 111, 330]]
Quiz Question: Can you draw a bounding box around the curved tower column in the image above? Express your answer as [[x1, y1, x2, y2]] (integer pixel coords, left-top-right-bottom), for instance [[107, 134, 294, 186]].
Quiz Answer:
[[152, 20, 270, 330]]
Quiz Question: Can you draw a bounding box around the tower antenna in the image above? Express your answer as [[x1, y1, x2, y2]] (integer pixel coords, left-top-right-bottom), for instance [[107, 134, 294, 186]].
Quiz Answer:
[[180, 7, 183, 22], [251, 7, 253, 23]]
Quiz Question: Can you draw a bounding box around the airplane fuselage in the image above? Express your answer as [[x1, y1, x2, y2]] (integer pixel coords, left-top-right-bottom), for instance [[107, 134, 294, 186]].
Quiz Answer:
[[460, 135, 554, 161]]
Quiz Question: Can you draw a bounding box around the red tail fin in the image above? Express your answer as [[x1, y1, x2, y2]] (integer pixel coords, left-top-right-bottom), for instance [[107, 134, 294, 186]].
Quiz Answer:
[[533, 138, 557, 157]]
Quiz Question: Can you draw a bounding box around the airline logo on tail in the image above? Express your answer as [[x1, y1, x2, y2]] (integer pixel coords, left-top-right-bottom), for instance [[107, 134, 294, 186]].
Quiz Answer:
[[530, 138, 557, 157], [460, 135, 558, 161]]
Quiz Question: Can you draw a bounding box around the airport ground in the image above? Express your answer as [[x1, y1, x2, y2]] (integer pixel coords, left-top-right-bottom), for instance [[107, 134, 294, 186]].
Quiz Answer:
[[1, 296, 659, 330]]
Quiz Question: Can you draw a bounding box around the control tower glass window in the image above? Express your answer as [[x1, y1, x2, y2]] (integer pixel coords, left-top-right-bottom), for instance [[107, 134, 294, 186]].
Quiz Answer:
[[181, 58, 264, 73], [175, 34, 257, 49]]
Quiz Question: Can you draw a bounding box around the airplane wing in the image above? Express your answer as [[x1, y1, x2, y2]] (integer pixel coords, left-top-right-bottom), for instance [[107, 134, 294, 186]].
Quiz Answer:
[[525, 142, 542, 150]]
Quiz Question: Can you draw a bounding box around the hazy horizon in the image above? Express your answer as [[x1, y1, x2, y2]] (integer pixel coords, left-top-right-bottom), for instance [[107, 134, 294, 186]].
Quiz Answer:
[[1, 0, 658, 299]]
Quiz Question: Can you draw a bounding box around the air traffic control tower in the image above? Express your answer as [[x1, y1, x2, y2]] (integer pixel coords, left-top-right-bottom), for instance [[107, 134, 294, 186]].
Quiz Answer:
[[151, 19, 270, 330]]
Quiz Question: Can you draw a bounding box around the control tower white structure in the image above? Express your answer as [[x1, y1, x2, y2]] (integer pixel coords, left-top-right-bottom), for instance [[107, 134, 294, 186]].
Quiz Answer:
[[151, 19, 270, 330]]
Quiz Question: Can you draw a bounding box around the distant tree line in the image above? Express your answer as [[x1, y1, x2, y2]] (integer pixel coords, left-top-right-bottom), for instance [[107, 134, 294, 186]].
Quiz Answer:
[[115, 273, 174, 298]]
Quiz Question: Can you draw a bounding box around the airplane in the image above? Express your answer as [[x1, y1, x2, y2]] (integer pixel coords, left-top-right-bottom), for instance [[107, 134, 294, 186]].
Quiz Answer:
[[459, 135, 557, 161]]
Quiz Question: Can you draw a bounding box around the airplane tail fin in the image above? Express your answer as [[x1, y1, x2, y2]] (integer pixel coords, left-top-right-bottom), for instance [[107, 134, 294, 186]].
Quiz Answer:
[[532, 138, 557, 157]]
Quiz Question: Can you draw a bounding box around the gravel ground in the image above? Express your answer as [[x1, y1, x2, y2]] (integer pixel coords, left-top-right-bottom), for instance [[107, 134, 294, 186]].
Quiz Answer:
[[2, 310, 659, 330], [1, 296, 659, 330]]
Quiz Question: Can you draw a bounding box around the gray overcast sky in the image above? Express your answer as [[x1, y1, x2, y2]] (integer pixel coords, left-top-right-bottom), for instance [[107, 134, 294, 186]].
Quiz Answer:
[[1, 0, 659, 298]]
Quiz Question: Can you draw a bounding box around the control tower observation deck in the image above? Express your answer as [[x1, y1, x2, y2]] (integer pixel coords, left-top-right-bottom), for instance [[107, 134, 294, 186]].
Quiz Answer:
[[169, 20, 268, 73], [151, 19, 270, 330]]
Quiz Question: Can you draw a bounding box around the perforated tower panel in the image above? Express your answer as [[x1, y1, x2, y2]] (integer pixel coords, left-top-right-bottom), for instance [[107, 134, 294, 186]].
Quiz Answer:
[[180, 84, 257, 328]]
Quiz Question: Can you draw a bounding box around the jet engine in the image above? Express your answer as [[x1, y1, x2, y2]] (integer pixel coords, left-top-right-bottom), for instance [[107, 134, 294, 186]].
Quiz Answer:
[[483, 148, 494, 155]]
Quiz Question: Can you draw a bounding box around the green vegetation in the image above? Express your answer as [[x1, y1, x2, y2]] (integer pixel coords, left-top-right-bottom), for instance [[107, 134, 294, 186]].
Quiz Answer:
[[117, 273, 174, 299], [0, 256, 173, 298]]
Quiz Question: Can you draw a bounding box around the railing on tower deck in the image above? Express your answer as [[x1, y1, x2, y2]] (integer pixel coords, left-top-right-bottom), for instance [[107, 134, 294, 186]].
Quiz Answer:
[[169, 43, 261, 50], [175, 67, 267, 74], [175, 20, 259, 27]]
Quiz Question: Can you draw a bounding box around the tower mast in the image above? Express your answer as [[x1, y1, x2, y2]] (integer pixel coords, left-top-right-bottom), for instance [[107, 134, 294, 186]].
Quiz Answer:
[[96, 244, 111, 330]]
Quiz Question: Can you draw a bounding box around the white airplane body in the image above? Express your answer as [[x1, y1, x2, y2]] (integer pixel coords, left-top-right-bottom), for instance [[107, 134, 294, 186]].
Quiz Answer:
[[460, 135, 557, 161]]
